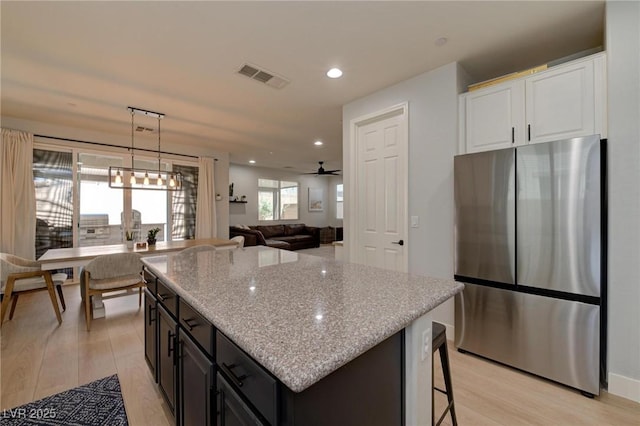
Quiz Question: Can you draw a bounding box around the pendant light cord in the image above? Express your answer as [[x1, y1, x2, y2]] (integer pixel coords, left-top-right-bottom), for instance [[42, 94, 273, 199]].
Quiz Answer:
[[131, 108, 135, 166]]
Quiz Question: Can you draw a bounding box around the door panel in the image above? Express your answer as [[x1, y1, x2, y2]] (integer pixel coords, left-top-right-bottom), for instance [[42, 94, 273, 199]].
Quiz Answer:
[[526, 60, 595, 143], [465, 81, 525, 151], [179, 330, 213, 426], [454, 148, 516, 284], [158, 305, 176, 412], [356, 107, 407, 272], [516, 136, 601, 297]]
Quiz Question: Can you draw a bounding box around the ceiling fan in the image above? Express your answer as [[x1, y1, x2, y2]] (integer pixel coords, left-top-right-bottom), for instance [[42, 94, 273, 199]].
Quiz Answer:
[[304, 161, 341, 176]]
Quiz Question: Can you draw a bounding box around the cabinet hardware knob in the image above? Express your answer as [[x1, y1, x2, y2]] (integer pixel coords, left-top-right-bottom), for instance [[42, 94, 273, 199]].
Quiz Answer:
[[183, 317, 197, 331], [148, 306, 156, 326], [221, 362, 247, 388]]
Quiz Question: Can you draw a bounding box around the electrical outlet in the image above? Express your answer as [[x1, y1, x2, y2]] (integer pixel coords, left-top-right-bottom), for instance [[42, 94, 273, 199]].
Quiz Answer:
[[421, 328, 431, 361]]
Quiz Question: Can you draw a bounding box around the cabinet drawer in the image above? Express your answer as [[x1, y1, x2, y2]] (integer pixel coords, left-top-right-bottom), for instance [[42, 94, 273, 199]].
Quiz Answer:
[[156, 280, 178, 318], [143, 269, 157, 294], [216, 332, 278, 425], [179, 299, 214, 358]]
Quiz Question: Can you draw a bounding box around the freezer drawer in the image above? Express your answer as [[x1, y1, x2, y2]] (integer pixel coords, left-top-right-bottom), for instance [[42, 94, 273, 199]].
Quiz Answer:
[[455, 283, 600, 395]]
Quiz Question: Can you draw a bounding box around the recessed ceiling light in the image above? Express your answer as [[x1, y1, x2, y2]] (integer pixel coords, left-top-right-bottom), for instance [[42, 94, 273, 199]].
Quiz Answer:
[[326, 68, 343, 78], [434, 37, 448, 47], [249, 160, 256, 164], [314, 140, 323, 146]]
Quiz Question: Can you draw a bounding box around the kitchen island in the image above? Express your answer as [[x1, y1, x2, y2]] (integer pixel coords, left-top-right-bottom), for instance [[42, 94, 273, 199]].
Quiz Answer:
[[142, 246, 463, 425]]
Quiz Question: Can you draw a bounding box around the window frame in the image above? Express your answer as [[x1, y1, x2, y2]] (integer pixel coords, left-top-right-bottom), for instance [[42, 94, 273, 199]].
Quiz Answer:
[[336, 183, 344, 220], [257, 178, 299, 222], [33, 140, 199, 249]]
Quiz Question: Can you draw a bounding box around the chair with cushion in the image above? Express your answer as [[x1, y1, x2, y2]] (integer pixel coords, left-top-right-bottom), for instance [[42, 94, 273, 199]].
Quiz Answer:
[[230, 236, 245, 248], [0, 253, 66, 326], [180, 245, 217, 254], [80, 252, 145, 331]]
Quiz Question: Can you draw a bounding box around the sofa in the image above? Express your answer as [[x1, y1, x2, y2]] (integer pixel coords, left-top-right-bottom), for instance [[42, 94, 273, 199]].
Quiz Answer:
[[229, 224, 320, 250]]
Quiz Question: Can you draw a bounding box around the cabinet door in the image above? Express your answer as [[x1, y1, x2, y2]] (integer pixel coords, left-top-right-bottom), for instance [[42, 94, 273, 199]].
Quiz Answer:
[[158, 305, 177, 413], [178, 330, 214, 426], [144, 289, 157, 380], [216, 373, 265, 426], [463, 81, 525, 152], [526, 59, 595, 143]]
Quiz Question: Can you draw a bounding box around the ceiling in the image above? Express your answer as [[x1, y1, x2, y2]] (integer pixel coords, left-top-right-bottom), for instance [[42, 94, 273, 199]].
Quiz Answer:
[[1, 1, 604, 173]]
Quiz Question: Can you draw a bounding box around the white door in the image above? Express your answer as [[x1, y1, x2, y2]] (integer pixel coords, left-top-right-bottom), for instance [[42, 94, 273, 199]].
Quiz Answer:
[[354, 106, 408, 272]]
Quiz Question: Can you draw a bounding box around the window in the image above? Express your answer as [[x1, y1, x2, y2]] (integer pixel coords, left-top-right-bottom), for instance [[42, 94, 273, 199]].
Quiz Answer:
[[336, 184, 344, 219], [258, 179, 298, 221], [33, 144, 199, 255], [33, 149, 73, 259], [171, 164, 199, 240], [78, 153, 124, 247]]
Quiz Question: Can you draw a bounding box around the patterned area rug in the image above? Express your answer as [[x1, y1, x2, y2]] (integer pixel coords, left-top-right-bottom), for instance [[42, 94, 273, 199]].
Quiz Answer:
[[1, 375, 128, 425]]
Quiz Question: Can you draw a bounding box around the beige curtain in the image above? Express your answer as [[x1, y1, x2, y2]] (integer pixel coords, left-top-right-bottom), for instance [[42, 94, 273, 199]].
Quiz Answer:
[[0, 129, 36, 259], [195, 157, 217, 238]]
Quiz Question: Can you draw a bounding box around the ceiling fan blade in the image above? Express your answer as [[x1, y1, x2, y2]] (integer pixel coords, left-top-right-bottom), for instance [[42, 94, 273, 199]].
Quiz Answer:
[[323, 169, 341, 173]]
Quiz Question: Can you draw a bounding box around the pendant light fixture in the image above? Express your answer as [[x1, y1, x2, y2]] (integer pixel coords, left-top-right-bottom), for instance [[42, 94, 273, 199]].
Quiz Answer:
[[109, 107, 183, 191]]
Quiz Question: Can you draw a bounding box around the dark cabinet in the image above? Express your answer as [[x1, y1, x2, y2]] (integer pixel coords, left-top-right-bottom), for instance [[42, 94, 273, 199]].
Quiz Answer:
[[145, 271, 403, 426], [178, 329, 215, 426], [217, 332, 277, 425], [144, 288, 157, 379], [217, 373, 264, 426], [158, 304, 177, 414]]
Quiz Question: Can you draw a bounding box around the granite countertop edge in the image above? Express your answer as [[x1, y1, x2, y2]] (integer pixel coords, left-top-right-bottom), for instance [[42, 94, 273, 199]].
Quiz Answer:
[[142, 259, 464, 393]]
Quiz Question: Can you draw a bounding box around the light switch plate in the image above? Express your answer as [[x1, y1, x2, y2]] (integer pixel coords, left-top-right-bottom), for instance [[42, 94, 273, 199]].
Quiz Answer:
[[411, 216, 419, 228]]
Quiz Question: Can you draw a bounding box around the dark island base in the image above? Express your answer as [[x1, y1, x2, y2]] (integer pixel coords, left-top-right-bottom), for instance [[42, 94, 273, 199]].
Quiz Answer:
[[280, 331, 404, 426]]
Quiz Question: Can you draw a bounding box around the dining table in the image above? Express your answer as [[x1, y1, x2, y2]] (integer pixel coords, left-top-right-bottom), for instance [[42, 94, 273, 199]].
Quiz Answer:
[[38, 238, 238, 318]]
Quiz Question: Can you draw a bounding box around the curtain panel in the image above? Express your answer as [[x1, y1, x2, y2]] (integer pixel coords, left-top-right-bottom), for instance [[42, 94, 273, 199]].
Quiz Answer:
[[1, 129, 36, 259], [195, 157, 217, 238]]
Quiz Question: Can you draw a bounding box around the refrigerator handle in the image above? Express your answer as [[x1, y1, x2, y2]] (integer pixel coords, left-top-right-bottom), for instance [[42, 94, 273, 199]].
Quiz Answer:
[[527, 124, 531, 141]]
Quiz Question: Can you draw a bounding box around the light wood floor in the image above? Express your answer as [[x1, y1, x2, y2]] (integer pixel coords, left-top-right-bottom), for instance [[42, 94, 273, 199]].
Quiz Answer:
[[2, 286, 639, 426]]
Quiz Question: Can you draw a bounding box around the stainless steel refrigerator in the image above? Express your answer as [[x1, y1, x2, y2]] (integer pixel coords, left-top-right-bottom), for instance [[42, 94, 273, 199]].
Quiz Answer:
[[453, 134, 606, 396]]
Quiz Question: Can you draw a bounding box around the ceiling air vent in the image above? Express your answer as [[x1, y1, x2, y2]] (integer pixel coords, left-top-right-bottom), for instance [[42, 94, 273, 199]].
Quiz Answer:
[[237, 63, 290, 89], [135, 126, 154, 133]]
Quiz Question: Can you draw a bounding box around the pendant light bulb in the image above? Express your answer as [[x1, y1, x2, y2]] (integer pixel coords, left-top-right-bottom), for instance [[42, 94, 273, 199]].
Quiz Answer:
[[115, 170, 122, 184], [143, 172, 150, 185], [157, 174, 163, 186], [169, 174, 176, 188], [129, 172, 136, 185]]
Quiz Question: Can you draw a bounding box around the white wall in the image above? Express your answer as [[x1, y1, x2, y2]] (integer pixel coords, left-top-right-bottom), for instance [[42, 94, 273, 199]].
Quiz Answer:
[[1, 116, 231, 239], [605, 1, 640, 402], [343, 62, 462, 330], [229, 163, 342, 229]]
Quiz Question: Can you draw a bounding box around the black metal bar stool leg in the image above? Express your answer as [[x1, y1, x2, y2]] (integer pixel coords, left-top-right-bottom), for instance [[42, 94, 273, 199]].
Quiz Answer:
[[432, 322, 458, 426]]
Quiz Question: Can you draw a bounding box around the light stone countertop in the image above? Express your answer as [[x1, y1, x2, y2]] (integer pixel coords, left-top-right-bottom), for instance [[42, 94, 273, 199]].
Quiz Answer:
[[142, 246, 464, 393]]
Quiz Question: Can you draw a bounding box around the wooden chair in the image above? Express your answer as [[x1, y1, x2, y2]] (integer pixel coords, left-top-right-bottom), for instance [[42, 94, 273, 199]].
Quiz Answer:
[[0, 253, 66, 326], [80, 252, 145, 331]]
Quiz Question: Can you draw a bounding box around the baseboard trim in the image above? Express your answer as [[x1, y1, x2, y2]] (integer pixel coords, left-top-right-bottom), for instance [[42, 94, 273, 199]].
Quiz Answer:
[[608, 372, 640, 402]]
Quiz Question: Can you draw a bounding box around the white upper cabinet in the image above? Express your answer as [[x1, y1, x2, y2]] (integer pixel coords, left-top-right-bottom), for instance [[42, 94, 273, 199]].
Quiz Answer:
[[459, 53, 606, 154], [462, 81, 525, 153]]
